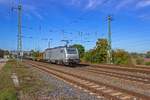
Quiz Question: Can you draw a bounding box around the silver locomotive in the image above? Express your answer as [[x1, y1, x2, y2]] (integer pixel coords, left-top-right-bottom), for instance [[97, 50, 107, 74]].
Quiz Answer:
[[43, 46, 80, 65]]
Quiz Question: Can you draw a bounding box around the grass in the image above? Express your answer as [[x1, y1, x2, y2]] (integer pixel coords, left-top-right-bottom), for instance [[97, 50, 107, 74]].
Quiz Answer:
[[0, 60, 54, 99], [0, 60, 17, 100], [145, 62, 150, 66]]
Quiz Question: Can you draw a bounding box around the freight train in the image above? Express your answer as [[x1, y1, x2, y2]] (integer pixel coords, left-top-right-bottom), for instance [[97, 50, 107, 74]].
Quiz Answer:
[[26, 46, 80, 66]]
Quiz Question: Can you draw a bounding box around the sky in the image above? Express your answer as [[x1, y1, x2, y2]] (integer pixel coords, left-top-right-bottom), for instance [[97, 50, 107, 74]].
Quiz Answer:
[[0, 0, 150, 53]]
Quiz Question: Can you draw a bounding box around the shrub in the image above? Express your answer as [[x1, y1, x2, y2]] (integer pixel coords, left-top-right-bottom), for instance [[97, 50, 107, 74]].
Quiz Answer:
[[113, 49, 133, 65], [145, 62, 150, 66], [136, 58, 144, 65]]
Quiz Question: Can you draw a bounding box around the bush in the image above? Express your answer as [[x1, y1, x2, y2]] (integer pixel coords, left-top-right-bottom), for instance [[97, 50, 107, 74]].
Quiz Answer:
[[113, 49, 133, 65], [0, 89, 17, 100], [83, 51, 94, 63], [136, 58, 144, 65], [145, 62, 150, 66], [0, 49, 4, 58]]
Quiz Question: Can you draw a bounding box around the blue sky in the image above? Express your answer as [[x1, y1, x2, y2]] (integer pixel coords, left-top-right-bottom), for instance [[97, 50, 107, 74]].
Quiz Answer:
[[0, 0, 150, 52]]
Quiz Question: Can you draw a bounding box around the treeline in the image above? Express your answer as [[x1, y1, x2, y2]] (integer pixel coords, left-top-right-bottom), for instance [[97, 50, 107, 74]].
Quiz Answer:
[[0, 49, 4, 58], [0, 49, 9, 58], [83, 39, 132, 65], [72, 38, 150, 66]]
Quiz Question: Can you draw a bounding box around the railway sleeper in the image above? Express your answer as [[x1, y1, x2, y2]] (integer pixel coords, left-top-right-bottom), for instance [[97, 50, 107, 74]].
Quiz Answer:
[[26, 62, 150, 100]]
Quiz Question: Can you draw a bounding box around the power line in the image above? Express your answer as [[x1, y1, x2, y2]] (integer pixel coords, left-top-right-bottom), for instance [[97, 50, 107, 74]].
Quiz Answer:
[[41, 38, 53, 48], [61, 40, 69, 47]]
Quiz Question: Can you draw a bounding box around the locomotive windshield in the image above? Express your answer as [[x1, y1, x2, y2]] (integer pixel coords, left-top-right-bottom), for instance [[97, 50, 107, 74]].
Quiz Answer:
[[67, 48, 77, 54]]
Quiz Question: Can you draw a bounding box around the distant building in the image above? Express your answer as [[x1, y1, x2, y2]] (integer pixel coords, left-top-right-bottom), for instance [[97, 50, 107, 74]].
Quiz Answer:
[[4, 55, 9, 59], [10, 51, 17, 58], [23, 51, 32, 56]]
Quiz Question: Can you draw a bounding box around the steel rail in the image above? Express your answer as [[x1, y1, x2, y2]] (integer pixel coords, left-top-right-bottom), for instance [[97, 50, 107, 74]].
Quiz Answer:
[[25, 61, 150, 100]]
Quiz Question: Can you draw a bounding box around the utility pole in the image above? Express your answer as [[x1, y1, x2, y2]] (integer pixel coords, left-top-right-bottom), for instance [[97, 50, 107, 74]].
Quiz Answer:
[[62, 30, 65, 40], [79, 31, 83, 44], [48, 40, 50, 48], [17, 0, 23, 61], [48, 39, 52, 48], [107, 15, 113, 64]]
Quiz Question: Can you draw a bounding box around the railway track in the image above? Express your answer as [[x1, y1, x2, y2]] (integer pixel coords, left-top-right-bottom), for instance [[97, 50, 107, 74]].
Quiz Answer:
[[87, 64, 150, 74], [25, 60, 150, 100], [83, 67, 150, 84], [25, 60, 150, 84]]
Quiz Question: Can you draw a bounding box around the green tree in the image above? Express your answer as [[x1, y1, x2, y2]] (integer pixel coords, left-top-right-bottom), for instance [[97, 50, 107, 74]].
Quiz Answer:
[[83, 51, 93, 62], [0, 49, 4, 58], [146, 51, 150, 58], [83, 38, 109, 64], [95, 38, 108, 63], [72, 44, 85, 58], [30, 50, 40, 60]]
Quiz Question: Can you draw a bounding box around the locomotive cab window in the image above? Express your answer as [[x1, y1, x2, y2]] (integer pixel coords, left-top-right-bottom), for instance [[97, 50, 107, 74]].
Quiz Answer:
[[67, 48, 77, 54]]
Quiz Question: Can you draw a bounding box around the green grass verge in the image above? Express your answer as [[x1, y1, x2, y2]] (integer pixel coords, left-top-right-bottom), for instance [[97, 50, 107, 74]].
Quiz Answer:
[[0, 60, 54, 99], [0, 60, 17, 100], [145, 62, 150, 66]]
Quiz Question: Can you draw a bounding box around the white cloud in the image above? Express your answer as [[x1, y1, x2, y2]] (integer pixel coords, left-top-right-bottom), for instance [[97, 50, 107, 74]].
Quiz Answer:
[[0, 0, 11, 6], [0, 0, 43, 20], [85, 0, 107, 9], [71, 0, 81, 5], [139, 14, 150, 20], [65, 0, 81, 7], [136, 0, 150, 8], [116, 0, 131, 9], [0, 0, 7, 4], [115, 0, 138, 10], [23, 4, 43, 20], [86, 0, 97, 9]]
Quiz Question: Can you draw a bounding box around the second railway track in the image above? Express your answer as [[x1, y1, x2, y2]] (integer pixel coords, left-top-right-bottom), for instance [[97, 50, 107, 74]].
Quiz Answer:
[[82, 67, 150, 84], [88, 64, 150, 74], [24, 60, 150, 100]]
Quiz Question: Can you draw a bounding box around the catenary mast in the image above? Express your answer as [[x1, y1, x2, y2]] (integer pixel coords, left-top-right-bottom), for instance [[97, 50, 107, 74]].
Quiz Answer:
[[17, 0, 22, 61], [107, 15, 113, 64]]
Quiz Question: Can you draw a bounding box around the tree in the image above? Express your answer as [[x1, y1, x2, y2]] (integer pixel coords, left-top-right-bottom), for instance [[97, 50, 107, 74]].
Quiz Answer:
[[146, 51, 150, 58], [95, 38, 108, 63], [113, 49, 133, 65], [83, 38, 109, 64], [83, 51, 93, 62], [72, 44, 85, 58], [0, 49, 4, 58], [4, 50, 9, 55], [30, 50, 40, 60]]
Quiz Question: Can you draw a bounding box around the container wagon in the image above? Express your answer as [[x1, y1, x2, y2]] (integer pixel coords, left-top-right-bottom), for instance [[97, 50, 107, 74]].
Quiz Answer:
[[43, 46, 80, 65]]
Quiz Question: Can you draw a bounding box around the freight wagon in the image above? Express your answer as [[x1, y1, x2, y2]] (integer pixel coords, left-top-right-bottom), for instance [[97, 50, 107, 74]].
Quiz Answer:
[[43, 46, 80, 65]]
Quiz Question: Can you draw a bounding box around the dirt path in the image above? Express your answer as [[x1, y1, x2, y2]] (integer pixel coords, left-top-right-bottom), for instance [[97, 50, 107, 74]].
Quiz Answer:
[[0, 63, 5, 71], [0, 59, 6, 71]]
